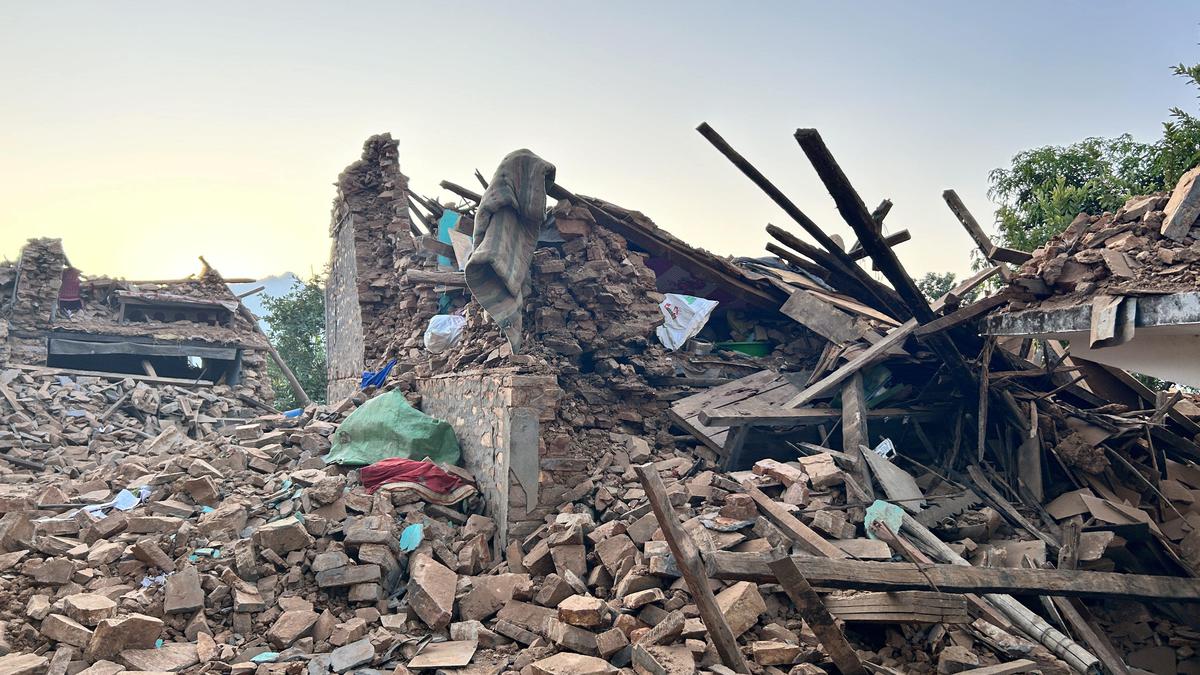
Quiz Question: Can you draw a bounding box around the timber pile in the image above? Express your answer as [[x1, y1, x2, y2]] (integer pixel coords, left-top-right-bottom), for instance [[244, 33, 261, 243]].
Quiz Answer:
[[1008, 167, 1200, 309]]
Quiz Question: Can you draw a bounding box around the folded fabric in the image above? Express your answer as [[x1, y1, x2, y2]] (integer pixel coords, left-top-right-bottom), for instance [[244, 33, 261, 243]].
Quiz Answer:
[[360, 457, 465, 495]]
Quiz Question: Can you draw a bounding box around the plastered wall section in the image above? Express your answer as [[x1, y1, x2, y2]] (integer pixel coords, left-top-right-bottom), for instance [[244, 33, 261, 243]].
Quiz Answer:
[[417, 369, 561, 550], [325, 213, 365, 402]]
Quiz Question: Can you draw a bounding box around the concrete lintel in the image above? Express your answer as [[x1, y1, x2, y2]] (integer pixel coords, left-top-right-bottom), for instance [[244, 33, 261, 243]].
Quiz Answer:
[[986, 291, 1200, 337]]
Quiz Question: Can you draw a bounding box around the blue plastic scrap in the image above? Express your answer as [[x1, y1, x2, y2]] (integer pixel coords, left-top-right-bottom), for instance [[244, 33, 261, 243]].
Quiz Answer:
[[863, 500, 905, 540], [360, 359, 398, 390], [399, 523, 424, 553]]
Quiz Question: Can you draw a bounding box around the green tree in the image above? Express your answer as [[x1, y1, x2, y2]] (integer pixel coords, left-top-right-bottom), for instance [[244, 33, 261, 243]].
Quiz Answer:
[[988, 61, 1200, 252], [915, 271, 979, 304], [261, 275, 327, 409]]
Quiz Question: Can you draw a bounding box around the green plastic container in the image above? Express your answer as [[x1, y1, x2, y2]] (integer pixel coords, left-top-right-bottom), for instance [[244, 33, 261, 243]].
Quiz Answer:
[[714, 341, 772, 357]]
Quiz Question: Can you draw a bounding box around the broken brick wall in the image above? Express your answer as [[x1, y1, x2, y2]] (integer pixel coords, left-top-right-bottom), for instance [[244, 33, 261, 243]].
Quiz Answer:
[[417, 369, 561, 549], [327, 135, 823, 550], [4, 238, 64, 365], [324, 133, 417, 402], [326, 209, 366, 401]]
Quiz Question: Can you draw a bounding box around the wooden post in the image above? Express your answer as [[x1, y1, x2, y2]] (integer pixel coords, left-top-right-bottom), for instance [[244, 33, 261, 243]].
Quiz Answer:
[[235, 301, 312, 408], [841, 372, 875, 500], [635, 464, 751, 673], [768, 556, 866, 675]]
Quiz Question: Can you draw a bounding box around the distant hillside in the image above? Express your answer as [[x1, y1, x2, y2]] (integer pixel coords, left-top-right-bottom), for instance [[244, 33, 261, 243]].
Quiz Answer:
[[229, 273, 301, 331]]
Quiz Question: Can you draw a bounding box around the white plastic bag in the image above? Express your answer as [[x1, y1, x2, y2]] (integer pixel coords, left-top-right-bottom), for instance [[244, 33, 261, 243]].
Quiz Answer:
[[655, 294, 719, 351], [423, 315, 467, 354]]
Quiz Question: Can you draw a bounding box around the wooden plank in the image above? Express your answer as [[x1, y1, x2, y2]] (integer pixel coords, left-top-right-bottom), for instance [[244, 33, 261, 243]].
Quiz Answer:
[[739, 482, 848, 559], [989, 245, 1033, 265], [807, 289, 901, 326], [635, 465, 751, 673], [419, 235, 457, 260], [448, 229, 474, 271], [823, 591, 969, 624], [669, 370, 798, 454], [11, 363, 209, 388], [780, 290, 862, 344], [703, 551, 1200, 601], [861, 450, 923, 511], [955, 660, 1038, 675], [698, 405, 944, 427], [768, 556, 866, 675], [915, 294, 1009, 336], [404, 269, 468, 286]]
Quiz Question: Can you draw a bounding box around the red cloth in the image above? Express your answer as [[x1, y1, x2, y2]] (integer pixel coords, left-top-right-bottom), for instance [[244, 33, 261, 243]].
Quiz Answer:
[[360, 458, 465, 495], [59, 268, 81, 302]]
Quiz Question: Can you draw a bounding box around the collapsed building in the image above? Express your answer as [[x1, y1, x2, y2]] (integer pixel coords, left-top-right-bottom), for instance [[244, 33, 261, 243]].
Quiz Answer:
[[0, 239, 275, 406], [0, 126, 1197, 675]]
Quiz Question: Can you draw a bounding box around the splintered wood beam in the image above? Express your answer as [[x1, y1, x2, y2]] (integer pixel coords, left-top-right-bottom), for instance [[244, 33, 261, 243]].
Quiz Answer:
[[766, 224, 901, 318], [697, 122, 910, 319], [768, 556, 866, 675], [991, 245, 1032, 265], [403, 270, 468, 286], [473, 168, 489, 189], [794, 128, 978, 398], [966, 465, 1060, 550], [635, 465, 751, 673], [871, 198, 893, 224], [784, 319, 916, 407], [765, 243, 832, 280], [793, 128, 933, 320], [766, 225, 861, 283], [407, 196, 438, 234], [916, 294, 1009, 337], [440, 180, 483, 203], [942, 189, 1013, 282], [739, 481, 848, 559], [848, 229, 911, 261], [699, 405, 945, 427], [419, 235, 456, 260], [412, 193, 446, 219], [704, 551, 1200, 601]]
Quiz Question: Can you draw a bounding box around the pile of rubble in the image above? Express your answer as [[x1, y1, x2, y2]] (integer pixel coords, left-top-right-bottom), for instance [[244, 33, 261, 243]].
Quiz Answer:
[[1009, 166, 1200, 308], [7, 126, 1200, 675], [3, 361, 1197, 675]]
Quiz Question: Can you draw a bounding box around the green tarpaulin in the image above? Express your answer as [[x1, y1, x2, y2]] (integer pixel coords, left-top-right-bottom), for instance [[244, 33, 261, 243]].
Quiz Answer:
[[325, 390, 461, 467]]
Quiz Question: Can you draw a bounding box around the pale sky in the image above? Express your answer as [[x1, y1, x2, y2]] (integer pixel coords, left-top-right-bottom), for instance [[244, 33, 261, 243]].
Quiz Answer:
[[2, 2, 1197, 283]]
